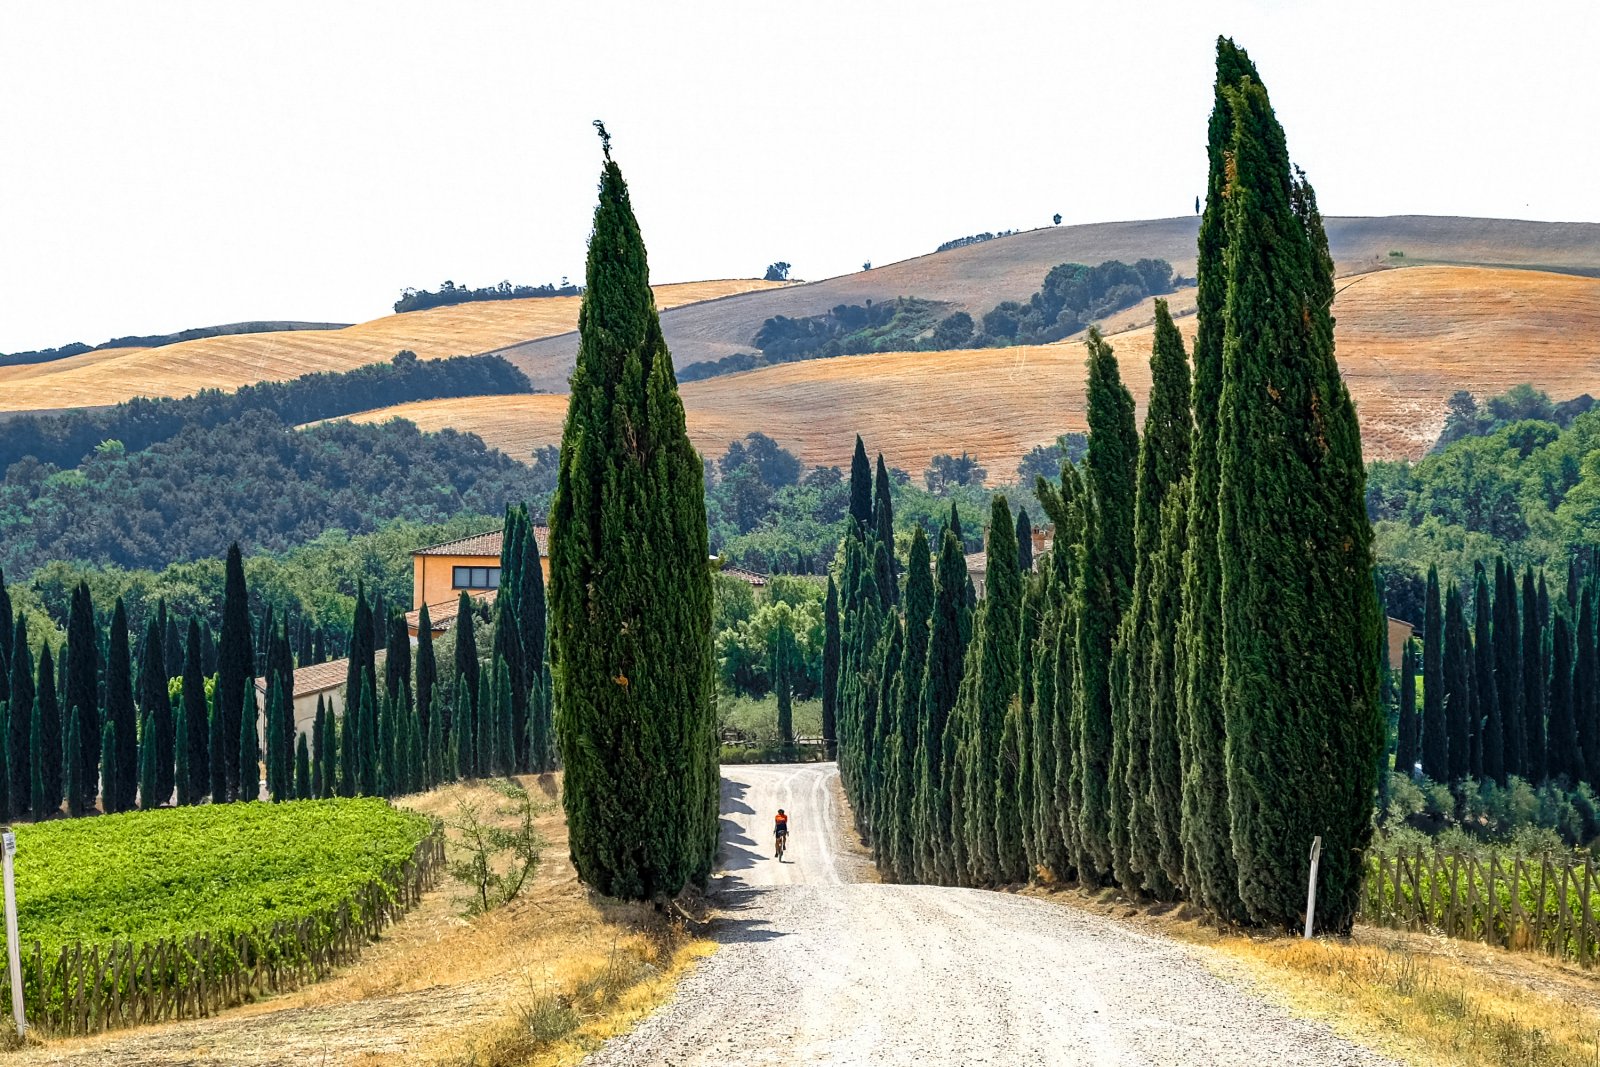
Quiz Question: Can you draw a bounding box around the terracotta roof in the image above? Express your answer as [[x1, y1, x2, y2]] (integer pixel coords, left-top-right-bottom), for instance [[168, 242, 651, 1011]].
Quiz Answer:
[[718, 566, 768, 587], [256, 650, 386, 701], [413, 526, 549, 558], [405, 588, 497, 633], [965, 551, 987, 572]]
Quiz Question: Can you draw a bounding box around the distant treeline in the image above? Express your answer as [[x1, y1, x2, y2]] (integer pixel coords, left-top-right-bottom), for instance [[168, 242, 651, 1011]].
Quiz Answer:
[[393, 279, 582, 315], [933, 231, 1017, 253], [0, 351, 531, 473], [679, 259, 1188, 383], [0, 322, 348, 368]]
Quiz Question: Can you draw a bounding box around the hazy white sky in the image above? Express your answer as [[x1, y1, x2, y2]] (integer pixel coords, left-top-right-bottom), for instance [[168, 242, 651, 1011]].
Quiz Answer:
[[2, 1, 1597, 352]]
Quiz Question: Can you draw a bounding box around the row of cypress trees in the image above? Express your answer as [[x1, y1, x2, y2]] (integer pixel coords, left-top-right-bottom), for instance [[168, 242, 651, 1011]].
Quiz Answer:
[[834, 38, 1382, 933], [1399, 558, 1600, 789]]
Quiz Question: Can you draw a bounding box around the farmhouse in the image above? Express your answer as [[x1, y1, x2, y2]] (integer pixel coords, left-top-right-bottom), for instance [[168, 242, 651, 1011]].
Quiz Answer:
[[253, 653, 383, 739], [411, 528, 550, 612]]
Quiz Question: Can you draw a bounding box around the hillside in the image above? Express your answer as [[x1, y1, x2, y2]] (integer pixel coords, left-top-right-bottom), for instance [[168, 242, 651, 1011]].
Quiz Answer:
[[337, 265, 1600, 474], [496, 216, 1600, 389], [0, 279, 783, 413]]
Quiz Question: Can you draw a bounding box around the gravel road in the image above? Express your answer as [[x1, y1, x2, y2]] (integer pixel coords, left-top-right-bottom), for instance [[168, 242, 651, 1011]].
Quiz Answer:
[[585, 762, 1395, 1067]]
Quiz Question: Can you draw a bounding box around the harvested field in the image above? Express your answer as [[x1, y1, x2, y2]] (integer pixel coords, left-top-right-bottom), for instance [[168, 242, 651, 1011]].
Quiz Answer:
[[498, 215, 1600, 387], [340, 265, 1600, 475], [0, 280, 782, 413]]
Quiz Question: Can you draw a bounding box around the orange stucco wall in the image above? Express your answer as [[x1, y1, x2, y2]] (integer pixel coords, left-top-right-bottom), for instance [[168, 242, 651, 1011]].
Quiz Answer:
[[411, 552, 551, 610]]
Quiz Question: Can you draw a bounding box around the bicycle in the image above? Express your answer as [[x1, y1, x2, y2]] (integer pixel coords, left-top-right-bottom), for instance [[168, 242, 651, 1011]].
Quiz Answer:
[[775, 830, 788, 862]]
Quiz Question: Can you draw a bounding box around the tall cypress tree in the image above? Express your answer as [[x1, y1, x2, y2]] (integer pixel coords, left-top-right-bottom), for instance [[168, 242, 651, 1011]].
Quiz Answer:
[[822, 576, 840, 756], [1548, 615, 1580, 783], [1522, 569, 1546, 783], [265, 680, 286, 800], [1148, 482, 1190, 890], [295, 733, 312, 800], [1177, 38, 1261, 926], [105, 600, 139, 813], [491, 593, 527, 768], [915, 515, 971, 885], [1076, 328, 1138, 885], [1015, 508, 1034, 575], [359, 673, 379, 796], [182, 619, 209, 801], [452, 590, 480, 757], [872, 455, 898, 605], [238, 685, 260, 801], [454, 676, 473, 780], [34, 644, 61, 817], [1395, 638, 1419, 777], [549, 129, 717, 900], [1443, 583, 1472, 782], [139, 711, 160, 810], [1495, 560, 1524, 778], [1214, 58, 1381, 932], [138, 617, 174, 807], [64, 582, 100, 811], [0, 568, 12, 699], [415, 603, 436, 746], [217, 544, 253, 798], [1473, 564, 1501, 782], [518, 509, 553, 772], [1421, 567, 1446, 780], [888, 527, 933, 882], [99, 721, 117, 814], [209, 686, 228, 802], [1576, 590, 1598, 786], [967, 497, 1021, 885], [1121, 299, 1192, 899], [65, 712, 85, 817], [8, 619, 32, 816]]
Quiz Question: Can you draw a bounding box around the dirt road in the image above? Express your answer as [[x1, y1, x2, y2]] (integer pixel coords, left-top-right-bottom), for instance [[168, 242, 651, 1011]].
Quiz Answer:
[[585, 763, 1394, 1067]]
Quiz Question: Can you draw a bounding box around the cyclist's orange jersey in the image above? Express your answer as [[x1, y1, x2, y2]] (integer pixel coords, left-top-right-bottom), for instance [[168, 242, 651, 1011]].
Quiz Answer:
[[774, 813, 789, 834]]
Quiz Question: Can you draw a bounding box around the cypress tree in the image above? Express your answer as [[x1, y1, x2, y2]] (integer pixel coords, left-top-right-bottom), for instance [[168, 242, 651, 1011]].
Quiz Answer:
[[887, 527, 933, 881], [549, 129, 718, 899], [34, 644, 60, 815], [217, 544, 253, 798], [823, 576, 840, 756], [849, 435, 873, 532], [105, 600, 139, 812], [138, 617, 174, 807], [1495, 560, 1524, 778], [1395, 639, 1419, 777], [1015, 508, 1034, 575], [519, 510, 553, 772], [1148, 483, 1190, 891], [1421, 567, 1446, 779], [1014, 575, 1042, 877], [164, 607, 183, 684], [1522, 569, 1546, 783], [495, 660, 515, 775], [1443, 583, 1472, 783], [1039, 461, 1088, 883], [311, 699, 325, 799], [1177, 37, 1260, 926], [210, 686, 228, 802], [64, 582, 99, 811], [345, 587, 373, 723], [238, 686, 260, 801], [1121, 299, 1192, 899], [139, 711, 160, 810], [1214, 58, 1382, 931], [454, 676, 473, 780], [1474, 564, 1501, 782], [491, 594, 527, 768], [265, 680, 285, 800], [295, 733, 312, 799], [99, 721, 117, 814], [359, 673, 378, 796], [1076, 328, 1138, 885], [0, 568, 12, 697], [452, 590, 480, 757], [1576, 590, 1598, 785], [476, 670, 493, 782], [872, 456, 898, 605], [415, 603, 436, 746], [323, 700, 340, 798], [30, 692, 47, 818], [174, 699, 192, 805], [65, 712, 85, 817], [1548, 615, 1580, 783], [181, 620, 208, 801], [7, 619, 32, 816], [385, 609, 413, 715], [915, 517, 971, 885]]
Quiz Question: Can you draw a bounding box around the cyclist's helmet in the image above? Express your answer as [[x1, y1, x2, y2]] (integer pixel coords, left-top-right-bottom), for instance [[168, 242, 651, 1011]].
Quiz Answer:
[[778, 809, 785, 815]]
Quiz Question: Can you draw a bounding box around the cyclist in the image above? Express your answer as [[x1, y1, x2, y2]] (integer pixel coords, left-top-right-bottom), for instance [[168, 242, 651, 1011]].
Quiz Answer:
[[774, 809, 790, 859]]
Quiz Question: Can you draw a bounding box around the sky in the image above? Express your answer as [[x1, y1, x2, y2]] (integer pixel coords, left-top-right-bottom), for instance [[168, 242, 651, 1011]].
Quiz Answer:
[[2, 1, 1598, 352]]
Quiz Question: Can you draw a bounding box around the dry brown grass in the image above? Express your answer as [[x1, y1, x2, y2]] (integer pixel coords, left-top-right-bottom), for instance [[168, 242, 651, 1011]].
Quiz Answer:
[[344, 265, 1600, 475], [0, 280, 783, 413], [1031, 885, 1600, 1067], [13, 775, 709, 1066]]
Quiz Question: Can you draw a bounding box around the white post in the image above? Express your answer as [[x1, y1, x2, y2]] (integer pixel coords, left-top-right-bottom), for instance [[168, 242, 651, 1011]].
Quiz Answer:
[[1303, 835, 1323, 940], [2, 828, 23, 1036]]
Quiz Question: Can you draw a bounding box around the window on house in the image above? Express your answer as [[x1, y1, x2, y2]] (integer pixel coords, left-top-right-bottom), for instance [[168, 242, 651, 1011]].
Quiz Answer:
[[452, 565, 501, 590]]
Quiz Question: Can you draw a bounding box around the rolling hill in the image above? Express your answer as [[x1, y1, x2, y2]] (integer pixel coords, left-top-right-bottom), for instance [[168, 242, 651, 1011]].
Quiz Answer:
[[334, 265, 1600, 475], [0, 279, 784, 413], [494, 215, 1600, 389]]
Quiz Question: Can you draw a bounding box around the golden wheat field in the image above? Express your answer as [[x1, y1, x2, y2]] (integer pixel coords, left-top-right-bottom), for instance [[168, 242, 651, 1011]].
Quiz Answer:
[[337, 265, 1600, 474], [0, 280, 783, 413]]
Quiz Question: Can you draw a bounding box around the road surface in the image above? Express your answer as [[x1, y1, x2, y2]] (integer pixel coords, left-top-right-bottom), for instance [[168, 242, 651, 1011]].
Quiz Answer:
[[584, 762, 1393, 1067]]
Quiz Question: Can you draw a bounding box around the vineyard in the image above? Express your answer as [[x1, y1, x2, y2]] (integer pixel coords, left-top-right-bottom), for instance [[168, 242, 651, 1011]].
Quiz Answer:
[[1360, 845, 1600, 967], [2, 799, 441, 1035]]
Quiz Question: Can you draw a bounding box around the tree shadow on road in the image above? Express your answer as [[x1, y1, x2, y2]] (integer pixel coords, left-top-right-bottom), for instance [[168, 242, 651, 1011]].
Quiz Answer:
[[720, 777, 755, 815], [708, 887, 790, 944], [716, 816, 763, 872]]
